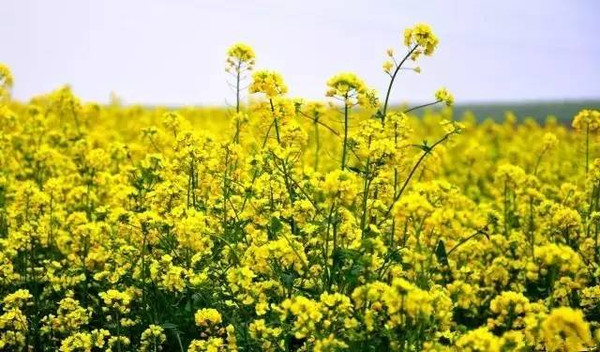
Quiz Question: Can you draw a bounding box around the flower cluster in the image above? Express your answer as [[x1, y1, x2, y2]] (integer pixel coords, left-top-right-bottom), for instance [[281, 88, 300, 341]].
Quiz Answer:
[[403, 23, 439, 58]]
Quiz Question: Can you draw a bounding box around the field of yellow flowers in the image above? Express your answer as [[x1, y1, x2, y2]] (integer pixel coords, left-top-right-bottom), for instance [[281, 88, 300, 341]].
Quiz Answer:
[[1, 24, 600, 352]]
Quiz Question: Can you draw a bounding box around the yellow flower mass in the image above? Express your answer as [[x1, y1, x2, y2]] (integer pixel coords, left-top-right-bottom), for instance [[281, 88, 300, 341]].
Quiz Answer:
[[0, 23, 599, 352]]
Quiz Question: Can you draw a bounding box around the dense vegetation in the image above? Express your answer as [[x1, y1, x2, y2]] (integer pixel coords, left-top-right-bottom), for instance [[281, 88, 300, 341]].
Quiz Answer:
[[0, 24, 599, 351]]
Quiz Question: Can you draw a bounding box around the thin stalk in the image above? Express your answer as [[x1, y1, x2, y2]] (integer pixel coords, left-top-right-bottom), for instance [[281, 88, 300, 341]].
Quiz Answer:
[[504, 180, 509, 237], [382, 45, 419, 121], [323, 201, 336, 291], [533, 147, 547, 176], [70, 102, 81, 137], [330, 213, 339, 289], [271, 158, 324, 216], [269, 99, 282, 144], [390, 124, 400, 247], [359, 159, 371, 230], [376, 132, 452, 228], [299, 111, 340, 136], [314, 120, 320, 171], [141, 224, 148, 323], [269, 99, 297, 234], [585, 124, 590, 175], [235, 62, 241, 114], [222, 148, 230, 238], [595, 220, 599, 265], [341, 94, 349, 170], [237, 119, 276, 215], [447, 227, 489, 257], [234, 61, 242, 143], [528, 197, 535, 256], [403, 100, 441, 114]]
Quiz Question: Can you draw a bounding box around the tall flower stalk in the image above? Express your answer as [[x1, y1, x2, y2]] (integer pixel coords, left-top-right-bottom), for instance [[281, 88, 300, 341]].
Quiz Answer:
[[226, 43, 255, 143]]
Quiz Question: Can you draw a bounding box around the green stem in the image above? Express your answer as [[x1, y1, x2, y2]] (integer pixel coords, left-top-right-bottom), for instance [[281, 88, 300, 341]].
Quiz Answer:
[[324, 201, 336, 291], [528, 197, 535, 256], [585, 124, 590, 175], [382, 45, 419, 121], [314, 121, 320, 171], [141, 224, 148, 322], [223, 149, 230, 238], [533, 147, 548, 176], [446, 226, 489, 257], [376, 133, 452, 228], [236, 62, 241, 114], [269, 99, 284, 146], [341, 94, 349, 170], [360, 160, 371, 231], [71, 102, 81, 137], [403, 100, 441, 114], [360, 136, 373, 230], [234, 61, 242, 143], [595, 221, 599, 265]]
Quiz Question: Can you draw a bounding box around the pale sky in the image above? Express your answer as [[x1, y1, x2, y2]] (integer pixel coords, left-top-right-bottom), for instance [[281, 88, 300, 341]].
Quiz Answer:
[[1, 0, 599, 105]]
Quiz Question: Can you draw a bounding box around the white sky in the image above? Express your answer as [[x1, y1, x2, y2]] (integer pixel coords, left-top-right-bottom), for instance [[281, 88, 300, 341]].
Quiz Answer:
[[1, 0, 599, 105]]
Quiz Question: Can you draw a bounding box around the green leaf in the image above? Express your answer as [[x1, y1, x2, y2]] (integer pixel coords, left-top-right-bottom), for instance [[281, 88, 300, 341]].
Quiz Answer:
[[414, 143, 431, 153], [347, 166, 365, 175], [435, 240, 449, 267], [280, 272, 297, 289], [270, 216, 283, 233], [162, 322, 178, 330]]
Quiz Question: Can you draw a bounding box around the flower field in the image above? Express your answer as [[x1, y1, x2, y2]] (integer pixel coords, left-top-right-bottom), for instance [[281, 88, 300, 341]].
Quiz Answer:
[[0, 25, 599, 351]]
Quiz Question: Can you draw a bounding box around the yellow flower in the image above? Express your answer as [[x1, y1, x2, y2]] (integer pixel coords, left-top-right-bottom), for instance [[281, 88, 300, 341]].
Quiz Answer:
[[194, 308, 222, 327], [580, 285, 600, 315], [314, 334, 348, 352], [0, 63, 14, 100], [249, 70, 288, 97], [326, 72, 378, 109], [139, 324, 166, 352], [44, 295, 91, 334], [226, 43, 256, 73], [0, 63, 14, 87], [382, 60, 394, 74], [278, 296, 323, 339], [404, 23, 439, 58], [322, 170, 359, 206], [435, 87, 454, 107], [488, 291, 530, 330], [572, 109, 600, 131], [2, 289, 32, 309], [59, 329, 110, 352], [99, 289, 133, 314], [542, 307, 592, 351], [455, 327, 501, 352], [542, 132, 559, 150]]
